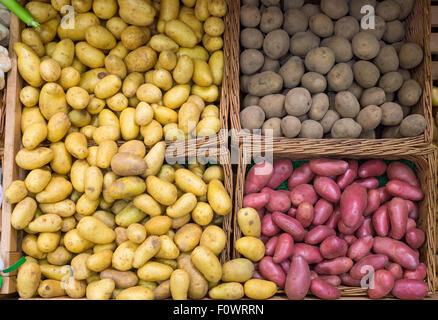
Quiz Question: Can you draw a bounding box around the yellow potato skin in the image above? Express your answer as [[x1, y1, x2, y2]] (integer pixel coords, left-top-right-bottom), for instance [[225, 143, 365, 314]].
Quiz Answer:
[[222, 259, 254, 283], [36, 176, 73, 204], [112, 241, 138, 271], [175, 169, 207, 196], [209, 282, 244, 300], [164, 20, 198, 48], [37, 232, 61, 253], [200, 225, 226, 256], [170, 269, 190, 300], [63, 229, 94, 254], [191, 202, 213, 226], [17, 261, 42, 298], [38, 279, 66, 298], [235, 237, 265, 262], [174, 223, 202, 252], [47, 112, 71, 143], [5, 180, 28, 204], [207, 179, 232, 216], [14, 42, 43, 87], [50, 142, 72, 175], [107, 177, 146, 200], [22, 122, 48, 150], [87, 249, 113, 272], [244, 279, 277, 300], [146, 176, 178, 206], [86, 279, 115, 300], [166, 193, 198, 218], [116, 286, 154, 300], [132, 235, 161, 268], [137, 261, 173, 282], [77, 216, 116, 244], [16, 147, 53, 171], [237, 208, 261, 238], [133, 194, 163, 217], [191, 246, 222, 283]]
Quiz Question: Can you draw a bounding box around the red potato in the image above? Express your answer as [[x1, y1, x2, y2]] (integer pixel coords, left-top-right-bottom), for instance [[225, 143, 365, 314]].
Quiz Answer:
[[254, 262, 259, 270], [358, 160, 387, 179], [341, 235, 358, 246], [348, 236, 374, 261], [404, 263, 427, 281], [340, 184, 368, 228], [265, 190, 292, 213], [319, 275, 341, 287], [285, 255, 311, 300], [368, 270, 395, 299], [243, 192, 270, 209], [387, 162, 420, 188], [372, 205, 390, 237], [356, 218, 375, 238], [273, 233, 294, 263], [261, 214, 281, 237], [296, 202, 314, 228], [350, 254, 389, 280], [338, 216, 363, 235], [407, 202, 419, 220], [310, 278, 341, 300], [293, 243, 324, 264], [310, 271, 318, 280], [314, 257, 354, 275], [288, 164, 315, 190], [281, 260, 291, 274], [337, 160, 358, 190], [265, 236, 279, 256], [364, 190, 381, 216], [325, 206, 341, 229], [352, 178, 379, 190], [388, 197, 408, 240], [406, 218, 416, 231], [320, 236, 348, 259], [288, 207, 297, 217], [259, 256, 286, 288], [267, 159, 293, 189], [386, 180, 424, 201], [373, 237, 420, 270], [391, 279, 428, 300], [260, 235, 269, 244], [256, 207, 265, 221], [245, 162, 274, 195], [314, 176, 341, 203], [405, 228, 425, 249], [278, 190, 291, 196], [312, 199, 334, 226], [309, 159, 349, 177], [290, 184, 318, 207], [378, 187, 391, 203], [386, 263, 403, 280], [305, 225, 336, 245], [272, 212, 307, 242], [340, 273, 362, 287], [252, 271, 264, 280]]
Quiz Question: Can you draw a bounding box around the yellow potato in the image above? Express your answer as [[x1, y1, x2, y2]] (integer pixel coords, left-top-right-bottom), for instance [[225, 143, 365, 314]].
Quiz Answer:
[[203, 166, 223, 183], [172, 55, 194, 85], [118, 140, 146, 158], [107, 177, 146, 200], [132, 235, 161, 268], [38, 16, 60, 44], [122, 72, 144, 98], [204, 17, 225, 37], [115, 203, 147, 228], [22, 234, 47, 259], [4, 180, 28, 204], [196, 116, 221, 137], [119, 107, 139, 140], [93, 0, 118, 20], [72, 0, 92, 13], [77, 216, 116, 244], [37, 279, 65, 298], [50, 142, 72, 175], [86, 96, 105, 115], [137, 83, 162, 104], [11, 197, 37, 230], [116, 286, 154, 300], [177, 46, 209, 61], [84, 166, 103, 201], [150, 34, 179, 52], [171, 214, 191, 230], [40, 263, 70, 281], [14, 42, 43, 87], [201, 105, 219, 118], [118, 0, 156, 27], [52, 39, 75, 68], [163, 84, 191, 109], [207, 179, 231, 216], [144, 141, 166, 177], [86, 279, 115, 300], [200, 225, 226, 256], [64, 277, 87, 299], [75, 41, 105, 68], [39, 83, 68, 120], [110, 153, 147, 177], [39, 58, 61, 82], [61, 217, 77, 233], [47, 112, 71, 143], [100, 269, 138, 289], [191, 202, 213, 226], [134, 102, 153, 127], [208, 0, 227, 17], [70, 160, 89, 193], [173, 169, 207, 197], [178, 101, 201, 135], [47, 246, 74, 266], [28, 214, 62, 233], [72, 58, 87, 73], [163, 123, 185, 141], [115, 226, 128, 246], [179, 7, 204, 42], [159, 50, 177, 70], [209, 50, 224, 85], [153, 280, 171, 300], [146, 176, 178, 206], [166, 193, 198, 219], [177, 254, 208, 299], [39, 199, 76, 218], [193, 59, 213, 86], [21, 107, 45, 134], [195, 0, 210, 21], [209, 283, 244, 300], [36, 176, 73, 203], [244, 279, 277, 300], [222, 259, 254, 283], [157, 165, 175, 183], [112, 241, 138, 271], [79, 68, 108, 93], [93, 125, 121, 144], [63, 229, 95, 254], [182, 0, 196, 7], [21, 28, 45, 57], [164, 20, 198, 48], [192, 85, 219, 103], [174, 223, 202, 252], [152, 69, 172, 91], [106, 93, 128, 112], [145, 216, 172, 236], [96, 140, 118, 169], [37, 232, 61, 254], [124, 46, 157, 72], [137, 261, 173, 282], [17, 261, 41, 298], [65, 132, 88, 159], [133, 194, 163, 217], [93, 210, 116, 228], [85, 25, 117, 50], [20, 86, 40, 108], [141, 119, 163, 146], [191, 246, 222, 283], [66, 86, 89, 110], [235, 237, 265, 262], [237, 208, 261, 238], [94, 74, 122, 99], [87, 249, 113, 272], [121, 26, 150, 51], [203, 34, 223, 52], [75, 193, 100, 215], [170, 269, 190, 300], [69, 109, 91, 128], [106, 18, 129, 41]]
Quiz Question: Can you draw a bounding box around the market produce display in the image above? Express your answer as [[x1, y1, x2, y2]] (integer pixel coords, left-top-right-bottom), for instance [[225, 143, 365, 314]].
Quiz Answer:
[[3, 0, 236, 300], [239, 0, 427, 139], [0, 3, 11, 90], [237, 158, 429, 300]]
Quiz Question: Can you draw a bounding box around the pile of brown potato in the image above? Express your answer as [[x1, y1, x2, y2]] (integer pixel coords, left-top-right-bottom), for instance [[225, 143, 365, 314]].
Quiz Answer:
[[3, 0, 243, 301], [239, 0, 426, 139]]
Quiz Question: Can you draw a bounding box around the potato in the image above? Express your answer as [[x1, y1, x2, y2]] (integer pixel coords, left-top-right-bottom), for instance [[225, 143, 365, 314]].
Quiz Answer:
[[285, 87, 311, 117], [398, 79, 422, 107], [284, 9, 308, 35], [309, 13, 333, 38], [86, 250, 113, 272], [241, 28, 264, 49], [64, 277, 87, 299], [290, 31, 320, 58], [376, 0, 401, 21], [240, 49, 264, 76], [64, 229, 94, 253], [39, 83, 69, 120], [115, 203, 147, 227], [20, 86, 40, 108], [38, 279, 65, 298], [305, 47, 335, 75], [124, 46, 157, 72], [40, 200, 76, 218], [61, 217, 77, 233], [327, 63, 354, 92], [331, 118, 362, 139], [115, 286, 154, 300], [260, 6, 283, 33], [298, 120, 323, 139], [11, 197, 37, 230], [76, 194, 100, 216], [65, 132, 88, 159], [108, 177, 146, 200], [244, 279, 277, 300], [209, 283, 244, 300], [263, 30, 289, 60], [248, 71, 283, 97], [334, 16, 359, 40], [22, 28, 45, 58], [353, 61, 380, 89], [360, 87, 385, 107], [145, 216, 172, 236], [191, 246, 222, 283], [47, 246, 73, 266], [92, 0, 117, 19], [4, 180, 27, 205], [155, 235, 180, 260], [374, 46, 399, 74], [301, 72, 327, 94], [279, 56, 305, 89], [356, 105, 382, 131], [281, 116, 302, 138], [235, 237, 265, 262], [379, 72, 403, 93], [126, 224, 147, 244], [77, 216, 116, 244], [222, 258, 254, 283], [240, 5, 260, 28], [237, 208, 261, 238], [334, 91, 360, 119], [112, 241, 138, 271], [36, 176, 72, 204], [320, 0, 348, 19], [137, 262, 173, 281], [86, 279, 115, 300], [71, 253, 94, 280], [173, 224, 202, 252], [200, 225, 226, 256], [400, 115, 427, 137], [22, 234, 46, 259], [37, 232, 61, 253]]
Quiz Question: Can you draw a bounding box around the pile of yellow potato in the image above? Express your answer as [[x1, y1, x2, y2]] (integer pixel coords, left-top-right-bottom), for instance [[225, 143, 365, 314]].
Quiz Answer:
[[2, 0, 241, 300]]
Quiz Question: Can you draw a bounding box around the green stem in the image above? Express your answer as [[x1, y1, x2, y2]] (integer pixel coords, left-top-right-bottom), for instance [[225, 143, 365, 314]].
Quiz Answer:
[[0, 0, 40, 29]]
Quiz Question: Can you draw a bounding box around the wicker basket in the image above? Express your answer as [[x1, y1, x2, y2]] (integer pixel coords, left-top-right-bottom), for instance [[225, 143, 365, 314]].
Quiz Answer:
[[233, 143, 437, 299], [229, 0, 433, 148]]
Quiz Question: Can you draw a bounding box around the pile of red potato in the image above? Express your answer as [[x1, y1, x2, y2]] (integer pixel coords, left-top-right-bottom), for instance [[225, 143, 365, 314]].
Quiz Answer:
[[239, 158, 429, 300]]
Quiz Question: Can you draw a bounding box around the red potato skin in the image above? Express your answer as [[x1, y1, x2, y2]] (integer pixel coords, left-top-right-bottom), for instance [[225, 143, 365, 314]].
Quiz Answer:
[[288, 164, 315, 190], [404, 263, 427, 281], [310, 271, 318, 280], [358, 160, 387, 179], [252, 271, 264, 280], [314, 257, 354, 275], [338, 216, 363, 235], [288, 207, 297, 218], [310, 278, 341, 300], [352, 178, 379, 190], [406, 218, 416, 231], [312, 199, 334, 226], [281, 260, 291, 274], [372, 205, 390, 237], [405, 228, 425, 249], [290, 184, 318, 207], [285, 255, 311, 300], [341, 235, 358, 246], [378, 187, 391, 203], [364, 189, 381, 216], [350, 254, 389, 280], [340, 273, 362, 287], [386, 263, 403, 280], [273, 233, 295, 263], [388, 197, 408, 241], [408, 202, 419, 220], [325, 206, 341, 229], [340, 184, 368, 228], [368, 270, 395, 299], [391, 279, 428, 300], [259, 256, 286, 288], [260, 235, 269, 244], [337, 160, 358, 190], [263, 189, 292, 213], [243, 193, 270, 209], [245, 162, 274, 195], [356, 218, 375, 238], [387, 162, 420, 188], [314, 176, 341, 203], [256, 207, 265, 221], [348, 236, 374, 261], [296, 202, 314, 228], [305, 225, 336, 245], [293, 243, 324, 264], [261, 214, 281, 237], [272, 212, 307, 242], [373, 237, 420, 270], [309, 159, 349, 177], [267, 159, 293, 189], [386, 180, 424, 201], [319, 236, 348, 259], [319, 275, 342, 287], [265, 236, 279, 256]]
